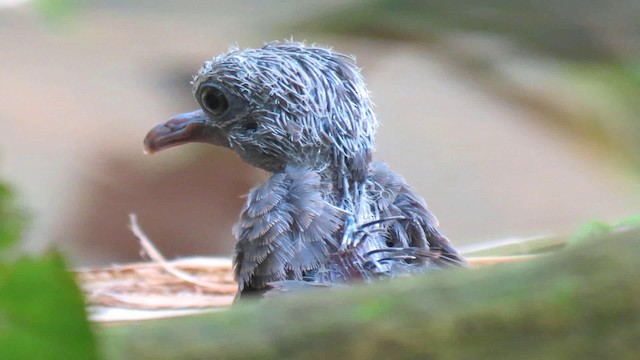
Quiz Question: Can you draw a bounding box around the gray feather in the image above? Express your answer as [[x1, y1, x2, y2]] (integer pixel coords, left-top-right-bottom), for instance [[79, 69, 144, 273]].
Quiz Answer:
[[233, 165, 344, 293], [188, 41, 465, 299]]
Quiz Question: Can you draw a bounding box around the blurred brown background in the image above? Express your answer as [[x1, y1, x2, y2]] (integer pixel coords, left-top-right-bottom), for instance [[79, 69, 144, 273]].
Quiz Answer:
[[1, 0, 639, 265]]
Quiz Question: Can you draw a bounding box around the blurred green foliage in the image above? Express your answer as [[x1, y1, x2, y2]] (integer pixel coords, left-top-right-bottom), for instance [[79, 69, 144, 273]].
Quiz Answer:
[[0, 180, 98, 360], [311, 0, 639, 62], [0, 183, 24, 251], [569, 214, 640, 246], [0, 255, 98, 360], [566, 62, 640, 163], [307, 0, 640, 167], [33, 0, 77, 26]]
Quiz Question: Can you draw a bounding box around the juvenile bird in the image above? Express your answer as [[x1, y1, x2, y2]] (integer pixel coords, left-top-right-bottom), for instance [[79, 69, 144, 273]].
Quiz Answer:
[[144, 41, 466, 299]]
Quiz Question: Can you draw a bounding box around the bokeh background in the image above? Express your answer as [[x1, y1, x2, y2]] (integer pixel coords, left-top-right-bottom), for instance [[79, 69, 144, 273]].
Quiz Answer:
[[1, 0, 639, 266]]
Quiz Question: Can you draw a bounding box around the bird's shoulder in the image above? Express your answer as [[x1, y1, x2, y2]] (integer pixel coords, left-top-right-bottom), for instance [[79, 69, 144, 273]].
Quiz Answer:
[[232, 165, 345, 292], [367, 161, 438, 227], [365, 161, 466, 267]]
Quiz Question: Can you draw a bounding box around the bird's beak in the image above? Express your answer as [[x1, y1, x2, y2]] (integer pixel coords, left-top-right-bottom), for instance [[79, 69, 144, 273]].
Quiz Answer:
[[143, 109, 226, 154]]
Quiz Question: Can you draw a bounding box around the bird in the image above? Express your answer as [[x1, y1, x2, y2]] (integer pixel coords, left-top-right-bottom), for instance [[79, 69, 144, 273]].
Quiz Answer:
[[144, 41, 466, 300]]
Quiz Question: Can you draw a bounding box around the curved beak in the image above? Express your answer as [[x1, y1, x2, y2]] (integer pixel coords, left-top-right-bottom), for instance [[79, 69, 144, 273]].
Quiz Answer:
[[143, 110, 225, 154]]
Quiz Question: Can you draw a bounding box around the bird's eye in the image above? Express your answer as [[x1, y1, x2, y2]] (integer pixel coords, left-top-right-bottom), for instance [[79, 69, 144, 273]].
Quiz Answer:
[[201, 87, 229, 116]]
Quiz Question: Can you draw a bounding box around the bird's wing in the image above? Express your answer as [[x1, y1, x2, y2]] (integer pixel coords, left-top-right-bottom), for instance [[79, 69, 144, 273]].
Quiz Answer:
[[367, 162, 466, 268], [233, 166, 344, 297]]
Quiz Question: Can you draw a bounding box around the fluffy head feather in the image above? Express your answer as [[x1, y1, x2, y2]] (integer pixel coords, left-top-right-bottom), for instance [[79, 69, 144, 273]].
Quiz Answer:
[[192, 41, 378, 176]]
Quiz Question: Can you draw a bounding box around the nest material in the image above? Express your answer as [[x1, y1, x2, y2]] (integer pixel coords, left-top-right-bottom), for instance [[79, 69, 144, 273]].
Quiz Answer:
[[76, 257, 236, 323], [75, 214, 540, 323], [76, 255, 537, 323]]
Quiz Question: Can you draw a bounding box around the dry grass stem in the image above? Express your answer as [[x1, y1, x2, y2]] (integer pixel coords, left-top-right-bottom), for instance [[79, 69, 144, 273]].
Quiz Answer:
[[74, 215, 547, 323]]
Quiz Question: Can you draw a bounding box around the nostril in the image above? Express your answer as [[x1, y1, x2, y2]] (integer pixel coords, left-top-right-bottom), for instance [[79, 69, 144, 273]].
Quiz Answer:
[[244, 121, 259, 132]]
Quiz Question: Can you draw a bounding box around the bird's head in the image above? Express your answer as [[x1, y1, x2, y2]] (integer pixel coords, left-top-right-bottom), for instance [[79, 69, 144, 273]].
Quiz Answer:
[[144, 41, 377, 176]]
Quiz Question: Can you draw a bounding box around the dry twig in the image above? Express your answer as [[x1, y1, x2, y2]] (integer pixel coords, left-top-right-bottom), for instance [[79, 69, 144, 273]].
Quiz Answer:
[[128, 213, 227, 291]]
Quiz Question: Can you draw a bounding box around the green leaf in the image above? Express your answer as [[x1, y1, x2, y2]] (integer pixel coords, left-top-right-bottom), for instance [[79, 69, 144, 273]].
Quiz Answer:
[[0, 253, 98, 360]]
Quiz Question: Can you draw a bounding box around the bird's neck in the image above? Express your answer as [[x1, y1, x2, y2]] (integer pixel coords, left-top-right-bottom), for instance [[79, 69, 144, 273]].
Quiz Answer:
[[317, 156, 371, 216], [278, 147, 373, 212]]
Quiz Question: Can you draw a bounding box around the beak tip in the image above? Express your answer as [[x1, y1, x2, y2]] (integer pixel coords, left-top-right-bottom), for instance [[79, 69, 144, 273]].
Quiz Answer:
[[143, 109, 210, 154], [142, 135, 156, 155]]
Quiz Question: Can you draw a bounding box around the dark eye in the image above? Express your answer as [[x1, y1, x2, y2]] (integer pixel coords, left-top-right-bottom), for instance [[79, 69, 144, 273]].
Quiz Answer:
[[201, 87, 229, 116]]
